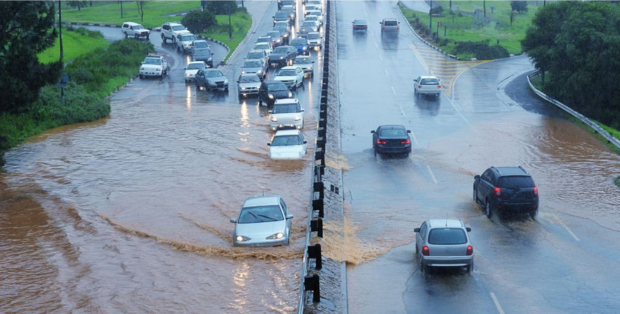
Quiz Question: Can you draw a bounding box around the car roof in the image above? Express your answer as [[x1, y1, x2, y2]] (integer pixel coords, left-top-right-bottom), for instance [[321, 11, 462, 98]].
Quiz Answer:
[[274, 98, 299, 105], [123, 22, 141, 26], [275, 129, 302, 136], [166, 22, 183, 26], [383, 18, 397, 22], [243, 195, 281, 208], [491, 166, 530, 176], [379, 125, 406, 130], [188, 61, 205, 65], [426, 219, 466, 229]]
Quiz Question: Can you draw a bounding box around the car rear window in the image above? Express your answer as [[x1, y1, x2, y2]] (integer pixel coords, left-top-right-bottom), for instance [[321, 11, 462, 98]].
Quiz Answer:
[[194, 41, 209, 49], [379, 128, 406, 138], [420, 78, 439, 85], [272, 104, 299, 113], [267, 82, 288, 91], [247, 52, 264, 59], [498, 176, 535, 188], [384, 20, 397, 26], [428, 228, 467, 245]]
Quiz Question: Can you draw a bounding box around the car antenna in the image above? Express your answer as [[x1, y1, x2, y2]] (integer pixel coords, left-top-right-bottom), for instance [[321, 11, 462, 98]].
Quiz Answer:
[[445, 214, 448, 227]]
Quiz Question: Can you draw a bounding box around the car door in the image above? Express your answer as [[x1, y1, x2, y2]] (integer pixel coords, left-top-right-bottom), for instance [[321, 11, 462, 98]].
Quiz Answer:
[[415, 221, 427, 256], [371, 126, 381, 148], [279, 198, 292, 232], [479, 170, 494, 202], [195, 70, 205, 86]]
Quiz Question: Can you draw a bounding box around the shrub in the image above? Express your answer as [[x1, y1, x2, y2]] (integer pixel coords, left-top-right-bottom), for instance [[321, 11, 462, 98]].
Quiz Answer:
[[181, 9, 217, 34], [454, 41, 509, 60]]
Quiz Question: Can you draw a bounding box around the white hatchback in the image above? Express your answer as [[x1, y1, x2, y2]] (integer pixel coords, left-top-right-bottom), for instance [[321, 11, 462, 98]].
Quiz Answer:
[[413, 75, 442, 98], [268, 129, 307, 160], [274, 66, 304, 90], [269, 98, 304, 131], [184, 61, 206, 83]]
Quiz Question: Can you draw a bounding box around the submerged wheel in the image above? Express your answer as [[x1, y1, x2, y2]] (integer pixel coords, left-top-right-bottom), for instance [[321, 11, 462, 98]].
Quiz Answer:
[[529, 209, 538, 220], [485, 200, 493, 219]]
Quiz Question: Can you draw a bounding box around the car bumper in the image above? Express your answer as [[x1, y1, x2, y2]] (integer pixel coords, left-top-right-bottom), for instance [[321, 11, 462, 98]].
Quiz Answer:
[[422, 256, 473, 268], [233, 237, 288, 247], [269, 59, 288, 67], [270, 121, 303, 131], [239, 88, 259, 96], [496, 201, 539, 213], [140, 70, 163, 77], [208, 83, 229, 91], [375, 146, 412, 155]]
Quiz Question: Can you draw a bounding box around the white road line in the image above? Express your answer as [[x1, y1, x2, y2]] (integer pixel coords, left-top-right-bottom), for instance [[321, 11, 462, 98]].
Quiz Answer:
[[399, 105, 406, 117], [409, 129, 418, 145], [490, 292, 506, 314], [556, 216, 580, 241], [391, 86, 397, 95], [379, 54, 383, 61], [426, 165, 437, 184], [384, 69, 389, 77], [374, 41, 378, 49]]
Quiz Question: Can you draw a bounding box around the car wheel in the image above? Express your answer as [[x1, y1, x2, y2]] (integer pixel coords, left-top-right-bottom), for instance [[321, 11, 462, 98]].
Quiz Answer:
[[473, 187, 478, 204], [467, 261, 474, 274], [373, 148, 377, 157], [530, 209, 538, 220], [134, 34, 139, 39], [161, 34, 166, 42], [485, 199, 493, 219], [139, 74, 143, 79], [124, 32, 128, 38]]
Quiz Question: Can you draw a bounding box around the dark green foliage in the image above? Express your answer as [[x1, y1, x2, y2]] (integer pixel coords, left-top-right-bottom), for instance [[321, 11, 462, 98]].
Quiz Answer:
[[431, 6, 444, 15], [181, 9, 217, 34], [523, 1, 620, 128], [206, 0, 237, 15], [511, 1, 528, 13], [0, 1, 63, 114], [65, 39, 152, 98], [454, 41, 509, 60], [66, 25, 104, 38]]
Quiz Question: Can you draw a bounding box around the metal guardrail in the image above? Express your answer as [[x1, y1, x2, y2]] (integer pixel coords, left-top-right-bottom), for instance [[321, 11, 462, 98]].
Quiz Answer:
[[527, 71, 620, 149]]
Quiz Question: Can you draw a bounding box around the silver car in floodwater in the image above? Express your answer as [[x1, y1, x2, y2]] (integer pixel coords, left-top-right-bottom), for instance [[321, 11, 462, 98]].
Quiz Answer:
[[237, 74, 262, 97], [269, 98, 304, 131], [230, 195, 293, 247], [414, 219, 474, 274]]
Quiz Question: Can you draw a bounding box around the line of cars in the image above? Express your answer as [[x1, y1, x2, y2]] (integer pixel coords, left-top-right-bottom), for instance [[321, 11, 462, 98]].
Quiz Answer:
[[230, 0, 327, 248]]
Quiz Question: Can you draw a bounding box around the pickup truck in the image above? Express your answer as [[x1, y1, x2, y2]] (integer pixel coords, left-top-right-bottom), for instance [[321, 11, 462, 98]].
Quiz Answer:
[[139, 53, 169, 79], [160, 22, 187, 43], [121, 22, 150, 39]]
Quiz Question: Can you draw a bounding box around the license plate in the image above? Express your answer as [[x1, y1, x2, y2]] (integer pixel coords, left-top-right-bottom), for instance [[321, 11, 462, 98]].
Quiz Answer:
[[271, 63, 279, 67]]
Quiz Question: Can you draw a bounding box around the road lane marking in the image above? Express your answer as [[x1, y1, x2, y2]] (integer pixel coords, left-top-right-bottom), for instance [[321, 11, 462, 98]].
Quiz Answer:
[[391, 86, 396, 95], [490, 292, 505, 314], [384, 69, 389, 77], [555, 215, 580, 241], [399, 105, 406, 117], [426, 165, 437, 184], [409, 130, 418, 145], [379, 54, 383, 61]]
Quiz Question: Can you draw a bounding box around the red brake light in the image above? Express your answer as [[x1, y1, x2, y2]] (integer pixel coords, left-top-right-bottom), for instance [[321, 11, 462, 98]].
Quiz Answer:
[[494, 187, 501, 197], [533, 186, 539, 197], [400, 139, 410, 144], [422, 246, 430, 256], [437, 85, 442, 89], [466, 245, 473, 256], [376, 139, 386, 145]]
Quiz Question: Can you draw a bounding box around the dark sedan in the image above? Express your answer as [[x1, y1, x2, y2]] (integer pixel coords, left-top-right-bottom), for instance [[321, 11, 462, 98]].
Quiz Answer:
[[258, 80, 293, 107], [371, 125, 412, 157], [268, 46, 297, 68]]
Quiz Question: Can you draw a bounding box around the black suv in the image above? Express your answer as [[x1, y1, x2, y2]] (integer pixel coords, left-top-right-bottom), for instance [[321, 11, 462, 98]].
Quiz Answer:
[[473, 166, 539, 219], [258, 80, 293, 107]]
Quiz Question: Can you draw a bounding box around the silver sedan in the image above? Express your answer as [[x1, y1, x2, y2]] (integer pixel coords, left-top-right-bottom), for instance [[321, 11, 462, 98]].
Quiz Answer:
[[230, 195, 293, 247]]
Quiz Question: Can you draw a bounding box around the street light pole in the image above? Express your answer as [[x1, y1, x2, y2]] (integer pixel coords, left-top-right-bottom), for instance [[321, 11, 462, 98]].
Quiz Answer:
[[429, 0, 433, 33], [59, 0, 65, 102], [228, 2, 232, 39]]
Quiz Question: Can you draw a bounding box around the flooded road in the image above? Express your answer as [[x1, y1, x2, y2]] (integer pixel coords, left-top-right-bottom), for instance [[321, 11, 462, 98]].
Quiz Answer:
[[335, 1, 620, 313], [1, 0, 324, 312]]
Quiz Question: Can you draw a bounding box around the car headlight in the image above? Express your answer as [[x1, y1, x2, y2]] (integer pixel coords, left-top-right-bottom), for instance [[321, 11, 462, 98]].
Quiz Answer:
[[277, 39, 282, 42], [279, 56, 284, 59], [303, 47, 307, 50], [156, 67, 161, 71], [288, 92, 292, 98], [294, 115, 301, 121], [284, 34, 289, 37], [268, 94, 274, 99], [224, 79, 229, 84], [240, 86, 246, 90], [236, 235, 250, 242], [266, 232, 284, 240], [271, 116, 278, 122], [242, 70, 247, 74], [257, 70, 262, 74]]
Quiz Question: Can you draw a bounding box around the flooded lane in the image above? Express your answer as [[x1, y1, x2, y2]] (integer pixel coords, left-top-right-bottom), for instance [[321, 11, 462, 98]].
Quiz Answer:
[[1, 0, 323, 312]]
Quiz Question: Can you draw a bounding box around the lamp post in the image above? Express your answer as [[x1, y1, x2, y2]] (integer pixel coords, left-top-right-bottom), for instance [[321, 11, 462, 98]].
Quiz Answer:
[[228, 1, 232, 39], [58, 0, 65, 102], [429, 0, 433, 31]]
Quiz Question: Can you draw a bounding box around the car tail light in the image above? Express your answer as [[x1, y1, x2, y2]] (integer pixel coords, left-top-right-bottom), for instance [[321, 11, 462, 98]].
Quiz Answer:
[[494, 187, 501, 197], [533, 186, 539, 197], [437, 85, 442, 89], [397, 25, 400, 30], [417, 85, 422, 88], [376, 139, 386, 145], [422, 246, 429, 256], [466, 245, 473, 256], [400, 139, 410, 144]]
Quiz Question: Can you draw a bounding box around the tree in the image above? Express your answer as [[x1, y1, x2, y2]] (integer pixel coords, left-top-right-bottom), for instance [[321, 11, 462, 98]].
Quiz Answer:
[[206, 0, 237, 15], [511, 1, 528, 13], [181, 10, 217, 34], [0, 1, 63, 113], [136, 1, 145, 23]]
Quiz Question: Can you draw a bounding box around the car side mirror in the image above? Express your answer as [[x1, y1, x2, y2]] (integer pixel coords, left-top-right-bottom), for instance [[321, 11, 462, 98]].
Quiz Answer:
[[466, 227, 472, 232], [407, 130, 411, 133], [301, 109, 305, 112], [230, 218, 237, 223], [267, 143, 271, 146], [474, 175, 480, 180], [414, 228, 420, 233], [371, 130, 376, 134], [312, 61, 315, 63], [303, 141, 307, 144], [286, 215, 294, 220], [236, 80, 240, 83]]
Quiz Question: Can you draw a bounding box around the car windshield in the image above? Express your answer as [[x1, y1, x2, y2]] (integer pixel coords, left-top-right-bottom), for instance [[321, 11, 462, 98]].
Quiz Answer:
[[238, 205, 283, 223], [171, 25, 185, 31], [309, 11, 321, 17], [271, 135, 302, 146], [181, 35, 196, 42], [278, 69, 297, 76], [205, 70, 224, 78], [143, 58, 161, 65], [255, 43, 270, 49], [275, 12, 288, 19], [239, 75, 260, 83], [274, 27, 288, 34], [308, 33, 320, 40], [275, 22, 289, 28], [498, 176, 535, 188], [354, 20, 366, 25], [379, 128, 407, 138], [193, 41, 209, 48], [273, 47, 288, 54], [187, 63, 204, 70], [272, 104, 299, 114], [133, 25, 144, 30], [267, 82, 288, 91], [290, 39, 307, 45], [266, 31, 280, 38], [257, 37, 271, 43], [294, 58, 311, 64], [243, 60, 262, 68], [420, 78, 440, 85], [428, 228, 467, 245], [247, 52, 264, 59], [384, 20, 398, 26]]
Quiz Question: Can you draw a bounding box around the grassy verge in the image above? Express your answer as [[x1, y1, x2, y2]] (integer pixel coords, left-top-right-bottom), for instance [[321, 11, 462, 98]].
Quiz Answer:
[[398, 1, 541, 58], [615, 177, 620, 188], [38, 26, 110, 64]]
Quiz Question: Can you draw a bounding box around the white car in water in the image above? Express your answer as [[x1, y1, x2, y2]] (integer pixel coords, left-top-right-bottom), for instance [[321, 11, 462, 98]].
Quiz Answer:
[[184, 61, 206, 83], [268, 129, 307, 160], [269, 98, 304, 131], [139, 53, 169, 79], [274, 66, 304, 90], [230, 195, 293, 247]]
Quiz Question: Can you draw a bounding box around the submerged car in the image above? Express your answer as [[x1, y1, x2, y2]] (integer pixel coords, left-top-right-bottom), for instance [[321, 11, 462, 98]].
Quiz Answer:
[[230, 195, 293, 247], [241, 59, 267, 80], [184, 61, 206, 83], [265, 30, 285, 47], [237, 74, 262, 97], [352, 19, 368, 32], [413, 75, 442, 98], [246, 49, 269, 66], [269, 98, 304, 131], [253, 42, 273, 56], [293, 55, 314, 77], [195, 69, 229, 91], [268, 129, 307, 160], [414, 219, 474, 274], [297, 20, 320, 38], [371, 125, 412, 157], [268, 45, 297, 68], [274, 66, 304, 90]]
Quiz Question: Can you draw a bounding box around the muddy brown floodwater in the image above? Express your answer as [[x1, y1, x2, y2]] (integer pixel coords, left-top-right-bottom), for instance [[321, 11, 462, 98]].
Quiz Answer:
[[0, 87, 316, 312]]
